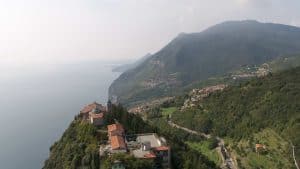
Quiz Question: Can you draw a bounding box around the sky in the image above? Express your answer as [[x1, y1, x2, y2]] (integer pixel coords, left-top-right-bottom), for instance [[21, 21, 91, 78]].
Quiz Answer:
[[0, 0, 300, 66]]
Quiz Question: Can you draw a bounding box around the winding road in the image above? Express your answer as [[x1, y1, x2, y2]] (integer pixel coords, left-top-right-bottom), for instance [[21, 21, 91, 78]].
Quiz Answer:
[[168, 120, 237, 169], [291, 142, 299, 169], [168, 120, 211, 139]]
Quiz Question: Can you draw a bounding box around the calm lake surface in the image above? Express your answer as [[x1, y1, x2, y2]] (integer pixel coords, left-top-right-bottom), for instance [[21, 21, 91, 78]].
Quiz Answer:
[[0, 61, 120, 169]]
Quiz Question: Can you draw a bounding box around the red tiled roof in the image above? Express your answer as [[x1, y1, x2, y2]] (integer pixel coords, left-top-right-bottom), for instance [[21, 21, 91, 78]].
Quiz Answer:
[[144, 152, 156, 159], [111, 136, 126, 150], [107, 123, 124, 133], [154, 146, 169, 151], [90, 113, 104, 119], [255, 144, 265, 148], [80, 102, 106, 114]]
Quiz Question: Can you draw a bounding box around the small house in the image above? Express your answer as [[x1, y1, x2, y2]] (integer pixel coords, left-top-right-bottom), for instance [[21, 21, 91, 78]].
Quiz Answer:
[[255, 144, 266, 153], [110, 135, 127, 153], [132, 134, 171, 168]]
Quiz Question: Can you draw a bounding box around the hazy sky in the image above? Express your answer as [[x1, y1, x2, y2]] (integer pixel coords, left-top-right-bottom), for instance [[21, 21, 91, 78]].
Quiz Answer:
[[1, 0, 300, 65]]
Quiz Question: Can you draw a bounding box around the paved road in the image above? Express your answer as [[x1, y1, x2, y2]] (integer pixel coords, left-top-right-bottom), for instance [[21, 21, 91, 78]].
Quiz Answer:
[[168, 120, 211, 139], [216, 137, 236, 169], [168, 120, 237, 169], [291, 142, 299, 169]]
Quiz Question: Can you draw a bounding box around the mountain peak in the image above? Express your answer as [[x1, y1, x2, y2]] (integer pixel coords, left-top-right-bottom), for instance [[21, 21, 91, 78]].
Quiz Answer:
[[109, 21, 300, 105], [204, 20, 300, 34], [219, 20, 260, 25]]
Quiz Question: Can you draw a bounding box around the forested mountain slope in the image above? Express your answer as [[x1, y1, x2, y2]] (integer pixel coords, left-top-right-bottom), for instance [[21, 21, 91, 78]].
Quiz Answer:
[[109, 20, 300, 106], [112, 53, 152, 72], [171, 67, 300, 168]]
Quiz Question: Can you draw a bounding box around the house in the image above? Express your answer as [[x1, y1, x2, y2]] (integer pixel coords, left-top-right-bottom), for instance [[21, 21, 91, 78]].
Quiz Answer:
[[132, 141, 157, 160], [131, 134, 171, 168], [110, 135, 127, 153], [80, 102, 106, 120], [90, 113, 104, 126], [79, 102, 108, 126], [103, 123, 171, 168], [255, 144, 266, 153], [136, 134, 164, 148], [108, 123, 125, 139], [107, 124, 126, 154]]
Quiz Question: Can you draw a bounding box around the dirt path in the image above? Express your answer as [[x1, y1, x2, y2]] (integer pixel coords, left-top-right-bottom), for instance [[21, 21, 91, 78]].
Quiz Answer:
[[168, 120, 237, 169]]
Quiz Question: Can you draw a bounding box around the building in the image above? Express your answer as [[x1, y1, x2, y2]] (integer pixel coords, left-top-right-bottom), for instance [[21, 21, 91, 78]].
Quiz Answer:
[[255, 144, 266, 153], [103, 124, 171, 168], [108, 123, 125, 139], [107, 124, 127, 154], [90, 113, 104, 126], [130, 134, 171, 168], [110, 135, 127, 153], [79, 102, 107, 127], [132, 141, 157, 160], [80, 102, 106, 120]]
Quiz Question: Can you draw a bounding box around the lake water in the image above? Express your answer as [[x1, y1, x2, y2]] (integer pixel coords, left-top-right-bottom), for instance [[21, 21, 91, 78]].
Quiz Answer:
[[0, 61, 120, 169]]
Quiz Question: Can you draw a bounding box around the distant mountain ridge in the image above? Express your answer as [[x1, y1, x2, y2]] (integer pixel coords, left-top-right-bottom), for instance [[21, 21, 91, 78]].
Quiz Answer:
[[109, 20, 300, 106], [112, 53, 152, 72]]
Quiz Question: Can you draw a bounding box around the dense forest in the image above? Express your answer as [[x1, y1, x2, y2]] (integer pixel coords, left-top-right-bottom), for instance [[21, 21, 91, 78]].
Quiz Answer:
[[43, 120, 101, 169], [171, 67, 300, 168], [172, 67, 300, 142]]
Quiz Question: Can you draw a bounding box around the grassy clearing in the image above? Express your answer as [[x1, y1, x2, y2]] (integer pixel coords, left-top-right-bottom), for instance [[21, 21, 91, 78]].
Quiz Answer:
[[161, 107, 177, 118], [226, 128, 294, 169], [186, 141, 222, 166]]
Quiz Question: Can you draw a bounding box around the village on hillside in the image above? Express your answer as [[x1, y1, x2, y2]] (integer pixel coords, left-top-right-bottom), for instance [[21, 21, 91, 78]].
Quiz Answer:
[[181, 84, 227, 110], [78, 102, 171, 169], [231, 63, 271, 80]]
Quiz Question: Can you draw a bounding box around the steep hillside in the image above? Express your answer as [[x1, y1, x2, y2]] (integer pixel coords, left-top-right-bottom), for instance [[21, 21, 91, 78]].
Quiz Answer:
[[43, 105, 218, 169], [43, 120, 101, 169], [109, 20, 300, 106], [112, 53, 152, 72], [268, 54, 300, 72], [171, 67, 300, 168]]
